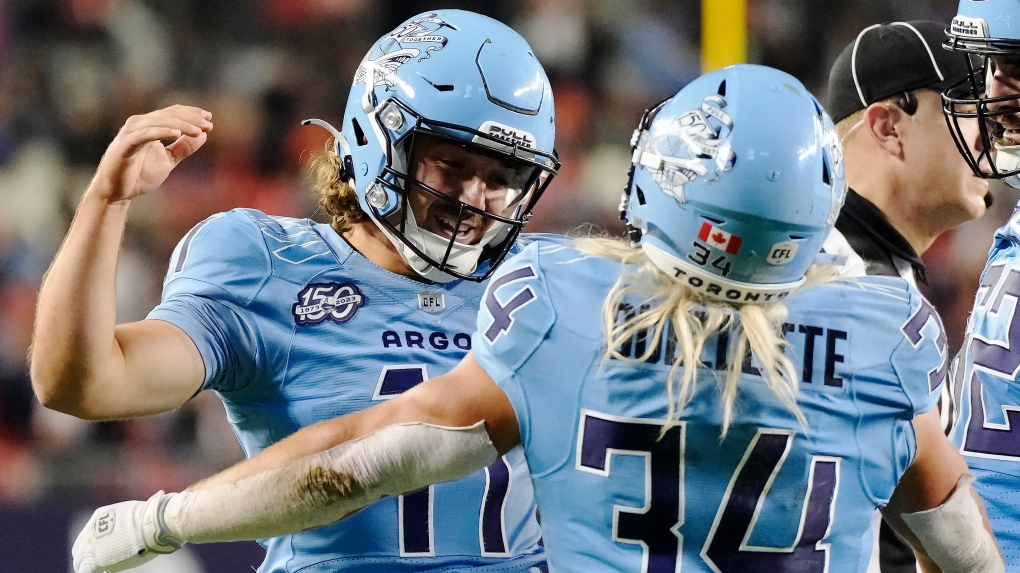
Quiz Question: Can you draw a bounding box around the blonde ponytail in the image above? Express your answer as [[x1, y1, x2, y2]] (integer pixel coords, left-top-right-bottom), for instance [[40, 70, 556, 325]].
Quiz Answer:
[[576, 236, 837, 437]]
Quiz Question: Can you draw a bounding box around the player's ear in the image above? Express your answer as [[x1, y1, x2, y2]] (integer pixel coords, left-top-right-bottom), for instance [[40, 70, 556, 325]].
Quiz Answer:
[[862, 101, 904, 156]]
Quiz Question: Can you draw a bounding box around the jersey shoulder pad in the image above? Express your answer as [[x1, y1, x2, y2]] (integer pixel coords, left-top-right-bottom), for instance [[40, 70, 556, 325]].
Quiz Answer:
[[832, 277, 947, 415], [162, 210, 270, 306], [163, 209, 348, 306], [473, 241, 556, 380], [796, 276, 944, 415], [510, 232, 570, 256], [890, 283, 948, 415]]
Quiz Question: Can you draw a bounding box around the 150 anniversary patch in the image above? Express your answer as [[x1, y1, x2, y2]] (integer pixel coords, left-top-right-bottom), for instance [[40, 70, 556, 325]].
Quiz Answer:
[[293, 282, 366, 326]]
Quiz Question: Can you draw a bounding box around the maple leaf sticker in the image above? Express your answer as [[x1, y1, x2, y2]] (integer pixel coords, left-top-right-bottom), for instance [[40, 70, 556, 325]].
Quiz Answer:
[[698, 222, 742, 255]]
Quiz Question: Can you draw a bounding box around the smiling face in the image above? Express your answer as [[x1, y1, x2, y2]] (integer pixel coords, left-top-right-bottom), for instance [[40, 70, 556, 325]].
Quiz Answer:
[[985, 56, 1020, 145], [405, 133, 532, 245]]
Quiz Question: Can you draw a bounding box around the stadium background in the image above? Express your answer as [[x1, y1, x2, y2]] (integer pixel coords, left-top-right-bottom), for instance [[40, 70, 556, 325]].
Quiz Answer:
[[0, 0, 1006, 570]]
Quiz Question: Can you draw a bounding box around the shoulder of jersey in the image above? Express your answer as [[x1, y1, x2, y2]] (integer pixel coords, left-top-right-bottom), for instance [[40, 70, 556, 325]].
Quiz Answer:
[[512, 232, 570, 254], [163, 208, 351, 302], [513, 237, 619, 277], [793, 274, 914, 321]]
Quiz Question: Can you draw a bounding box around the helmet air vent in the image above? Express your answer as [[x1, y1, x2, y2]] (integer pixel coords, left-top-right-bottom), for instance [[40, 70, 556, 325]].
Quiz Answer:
[[420, 74, 455, 92], [352, 118, 368, 147], [717, 80, 727, 96]]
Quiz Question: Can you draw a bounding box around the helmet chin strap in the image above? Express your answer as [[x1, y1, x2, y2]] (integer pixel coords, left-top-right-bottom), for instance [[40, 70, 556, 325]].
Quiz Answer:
[[370, 194, 510, 283], [995, 141, 1020, 189], [401, 212, 484, 283]]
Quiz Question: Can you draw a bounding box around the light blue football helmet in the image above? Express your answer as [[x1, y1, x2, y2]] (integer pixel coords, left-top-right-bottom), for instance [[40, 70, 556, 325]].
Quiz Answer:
[[621, 64, 846, 304], [944, 0, 1020, 186], [309, 10, 559, 282]]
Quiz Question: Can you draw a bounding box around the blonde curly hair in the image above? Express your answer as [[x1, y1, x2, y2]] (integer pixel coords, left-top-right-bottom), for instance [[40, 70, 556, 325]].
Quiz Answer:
[[307, 141, 369, 234]]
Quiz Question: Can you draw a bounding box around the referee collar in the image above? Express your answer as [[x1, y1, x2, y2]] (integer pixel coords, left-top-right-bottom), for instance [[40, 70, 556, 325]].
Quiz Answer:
[[834, 189, 927, 284]]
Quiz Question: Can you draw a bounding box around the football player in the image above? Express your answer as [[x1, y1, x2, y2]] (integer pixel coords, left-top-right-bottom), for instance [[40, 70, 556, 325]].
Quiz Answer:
[[943, 0, 1020, 569], [72, 64, 1003, 573], [32, 10, 558, 573]]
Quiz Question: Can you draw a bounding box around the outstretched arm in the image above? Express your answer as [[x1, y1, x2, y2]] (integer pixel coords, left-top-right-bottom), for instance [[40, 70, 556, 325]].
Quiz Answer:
[[30, 106, 212, 419], [71, 354, 521, 573], [882, 408, 1003, 573], [190, 353, 521, 490]]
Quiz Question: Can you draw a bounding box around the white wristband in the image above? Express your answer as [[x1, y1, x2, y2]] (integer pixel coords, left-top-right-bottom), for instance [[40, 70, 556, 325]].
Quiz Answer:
[[900, 474, 1004, 573]]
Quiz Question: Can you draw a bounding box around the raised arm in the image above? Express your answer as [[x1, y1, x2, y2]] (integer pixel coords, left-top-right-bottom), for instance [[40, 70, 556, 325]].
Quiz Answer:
[[882, 408, 1003, 573], [30, 106, 212, 420], [71, 354, 521, 573]]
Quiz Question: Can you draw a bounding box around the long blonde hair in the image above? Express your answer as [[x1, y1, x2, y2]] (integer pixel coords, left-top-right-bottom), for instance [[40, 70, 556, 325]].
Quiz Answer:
[[307, 141, 368, 234], [575, 235, 839, 437]]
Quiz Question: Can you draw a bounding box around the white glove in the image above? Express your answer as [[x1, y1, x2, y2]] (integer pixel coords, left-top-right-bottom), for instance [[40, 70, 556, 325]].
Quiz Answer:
[[72, 490, 185, 573]]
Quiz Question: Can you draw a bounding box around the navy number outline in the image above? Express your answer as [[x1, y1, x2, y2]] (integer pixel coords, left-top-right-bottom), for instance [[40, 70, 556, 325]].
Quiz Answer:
[[577, 411, 838, 573], [961, 264, 1020, 460], [376, 365, 512, 556], [576, 410, 685, 573], [701, 429, 839, 573]]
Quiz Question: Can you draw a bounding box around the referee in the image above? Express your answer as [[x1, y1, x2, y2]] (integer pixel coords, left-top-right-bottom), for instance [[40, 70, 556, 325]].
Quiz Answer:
[[824, 20, 990, 573]]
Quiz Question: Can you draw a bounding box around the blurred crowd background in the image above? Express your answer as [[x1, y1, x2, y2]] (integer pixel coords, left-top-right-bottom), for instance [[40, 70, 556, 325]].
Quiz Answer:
[[0, 0, 1009, 569]]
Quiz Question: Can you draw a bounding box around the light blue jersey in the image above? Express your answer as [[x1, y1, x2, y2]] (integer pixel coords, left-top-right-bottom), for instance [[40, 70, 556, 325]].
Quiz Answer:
[[949, 206, 1020, 569], [148, 209, 544, 573], [473, 242, 946, 573]]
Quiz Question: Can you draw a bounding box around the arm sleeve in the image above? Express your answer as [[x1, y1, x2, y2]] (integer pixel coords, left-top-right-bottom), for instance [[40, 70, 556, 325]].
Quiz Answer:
[[164, 422, 499, 544], [146, 210, 270, 393], [471, 242, 557, 450]]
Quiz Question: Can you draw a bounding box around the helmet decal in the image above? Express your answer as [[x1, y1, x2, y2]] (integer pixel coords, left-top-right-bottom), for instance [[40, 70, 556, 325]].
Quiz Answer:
[[637, 95, 736, 204], [475, 121, 537, 150], [682, 96, 736, 170], [823, 125, 845, 225], [949, 15, 989, 39], [354, 14, 455, 88]]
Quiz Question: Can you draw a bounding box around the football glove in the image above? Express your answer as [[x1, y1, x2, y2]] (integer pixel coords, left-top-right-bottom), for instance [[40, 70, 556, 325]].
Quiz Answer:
[[72, 490, 184, 573]]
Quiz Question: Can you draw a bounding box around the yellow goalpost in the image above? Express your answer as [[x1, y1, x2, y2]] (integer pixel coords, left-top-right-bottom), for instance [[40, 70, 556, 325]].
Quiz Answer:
[[702, 0, 747, 72]]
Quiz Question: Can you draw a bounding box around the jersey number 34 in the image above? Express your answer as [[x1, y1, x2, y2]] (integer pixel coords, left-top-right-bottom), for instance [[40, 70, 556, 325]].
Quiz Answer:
[[577, 410, 838, 573]]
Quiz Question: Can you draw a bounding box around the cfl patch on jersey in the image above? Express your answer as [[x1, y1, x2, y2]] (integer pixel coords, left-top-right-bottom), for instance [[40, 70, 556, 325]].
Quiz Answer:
[[292, 282, 366, 326]]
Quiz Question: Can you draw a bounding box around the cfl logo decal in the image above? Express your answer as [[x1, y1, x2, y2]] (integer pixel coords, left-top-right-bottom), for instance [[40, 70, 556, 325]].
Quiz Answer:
[[93, 511, 115, 538], [766, 241, 799, 266], [293, 282, 367, 326]]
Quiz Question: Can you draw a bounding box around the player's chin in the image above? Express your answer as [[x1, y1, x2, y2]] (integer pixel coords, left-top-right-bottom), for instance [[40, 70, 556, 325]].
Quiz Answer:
[[964, 187, 990, 219]]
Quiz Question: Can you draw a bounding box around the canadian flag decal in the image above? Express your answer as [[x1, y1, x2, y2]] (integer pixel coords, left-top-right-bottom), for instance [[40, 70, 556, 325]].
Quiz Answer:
[[698, 222, 742, 254]]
